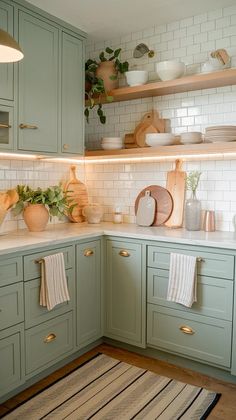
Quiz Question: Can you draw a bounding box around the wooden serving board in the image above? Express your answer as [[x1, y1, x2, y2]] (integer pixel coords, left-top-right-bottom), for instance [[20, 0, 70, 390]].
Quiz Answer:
[[165, 159, 186, 228], [135, 185, 173, 226], [65, 165, 89, 223], [134, 110, 168, 147]]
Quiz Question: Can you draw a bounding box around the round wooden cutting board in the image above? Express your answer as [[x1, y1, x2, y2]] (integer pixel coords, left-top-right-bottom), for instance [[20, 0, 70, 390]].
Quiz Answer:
[[135, 185, 173, 226]]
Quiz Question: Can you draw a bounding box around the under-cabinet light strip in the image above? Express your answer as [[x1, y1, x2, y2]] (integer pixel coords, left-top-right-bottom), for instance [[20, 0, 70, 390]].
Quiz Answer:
[[1, 152, 236, 163]]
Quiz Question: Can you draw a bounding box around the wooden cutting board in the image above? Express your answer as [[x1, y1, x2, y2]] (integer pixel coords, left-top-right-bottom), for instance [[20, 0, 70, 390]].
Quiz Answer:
[[135, 185, 173, 226], [165, 159, 186, 228], [65, 165, 89, 223], [134, 110, 166, 147]]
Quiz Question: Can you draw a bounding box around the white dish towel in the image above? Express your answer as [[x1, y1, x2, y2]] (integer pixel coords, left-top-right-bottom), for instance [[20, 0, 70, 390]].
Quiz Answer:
[[167, 252, 197, 308], [39, 252, 70, 311]]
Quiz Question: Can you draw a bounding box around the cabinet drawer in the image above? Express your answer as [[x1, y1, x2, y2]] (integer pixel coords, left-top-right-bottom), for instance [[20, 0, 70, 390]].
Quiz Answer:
[[147, 268, 233, 321], [0, 283, 24, 330], [147, 245, 234, 280], [0, 325, 24, 397], [24, 246, 74, 281], [147, 304, 232, 368], [25, 312, 74, 375], [24, 269, 75, 329], [0, 257, 23, 286]]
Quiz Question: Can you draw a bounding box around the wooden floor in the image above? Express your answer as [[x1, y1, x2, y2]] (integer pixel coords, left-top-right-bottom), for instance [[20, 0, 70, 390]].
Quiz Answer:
[[1, 344, 236, 419]]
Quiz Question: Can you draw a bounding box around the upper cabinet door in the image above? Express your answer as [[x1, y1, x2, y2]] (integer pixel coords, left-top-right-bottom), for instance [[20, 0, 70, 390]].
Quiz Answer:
[[61, 32, 84, 155], [18, 12, 59, 153], [0, 2, 14, 101]]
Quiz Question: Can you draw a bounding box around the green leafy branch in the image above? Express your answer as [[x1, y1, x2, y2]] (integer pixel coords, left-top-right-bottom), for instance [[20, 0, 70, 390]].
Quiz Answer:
[[186, 171, 201, 193]]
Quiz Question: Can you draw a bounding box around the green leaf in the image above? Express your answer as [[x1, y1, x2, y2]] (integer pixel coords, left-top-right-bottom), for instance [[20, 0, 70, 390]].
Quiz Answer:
[[99, 52, 106, 62], [106, 95, 113, 102], [109, 74, 117, 80], [100, 115, 106, 124], [114, 48, 121, 57], [105, 47, 113, 54], [84, 108, 89, 123]]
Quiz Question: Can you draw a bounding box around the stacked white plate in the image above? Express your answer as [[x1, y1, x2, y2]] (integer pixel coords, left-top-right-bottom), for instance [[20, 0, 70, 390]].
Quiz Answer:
[[205, 126, 236, 143], [101, 137, 123, 150]]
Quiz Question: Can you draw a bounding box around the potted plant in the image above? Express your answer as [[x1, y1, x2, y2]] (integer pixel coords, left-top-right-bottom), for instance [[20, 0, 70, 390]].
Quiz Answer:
[[13, 184, 73, 232], [85, 47, 129, 124]]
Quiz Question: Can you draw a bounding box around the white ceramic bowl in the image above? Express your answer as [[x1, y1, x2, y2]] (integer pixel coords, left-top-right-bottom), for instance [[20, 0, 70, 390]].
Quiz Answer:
[[145, 133, 175, 146], [155, 60, 185, 81], [101, 143, 123, 150], [102, 137, 122, 143], [125, 70, 148, 86], [180, 132, 202, 144]]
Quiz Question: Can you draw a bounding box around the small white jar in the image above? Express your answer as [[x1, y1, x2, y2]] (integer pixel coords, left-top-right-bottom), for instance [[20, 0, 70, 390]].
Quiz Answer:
[[113, 207, 123, 224]]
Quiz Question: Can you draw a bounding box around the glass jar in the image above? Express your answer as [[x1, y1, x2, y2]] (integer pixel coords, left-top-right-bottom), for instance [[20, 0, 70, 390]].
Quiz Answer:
[[185, 191, 201, 231], [113, 207, 122, 224]]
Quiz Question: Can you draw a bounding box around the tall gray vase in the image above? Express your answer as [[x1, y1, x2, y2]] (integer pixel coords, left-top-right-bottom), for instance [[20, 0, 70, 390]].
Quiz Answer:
[[185, 191, 201, 231]]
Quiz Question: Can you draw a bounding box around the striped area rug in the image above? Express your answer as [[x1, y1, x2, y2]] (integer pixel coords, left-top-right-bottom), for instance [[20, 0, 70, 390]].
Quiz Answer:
[[4, 354, 220, 419]]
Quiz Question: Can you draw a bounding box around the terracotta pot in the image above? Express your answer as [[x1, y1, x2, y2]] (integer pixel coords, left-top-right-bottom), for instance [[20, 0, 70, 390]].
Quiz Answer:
[[23, 204, 49, 232], [96, 61, 118, 91]]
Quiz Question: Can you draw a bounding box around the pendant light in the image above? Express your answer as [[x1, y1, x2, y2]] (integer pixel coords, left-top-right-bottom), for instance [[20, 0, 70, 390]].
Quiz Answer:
[[0, 28, 24, 63]]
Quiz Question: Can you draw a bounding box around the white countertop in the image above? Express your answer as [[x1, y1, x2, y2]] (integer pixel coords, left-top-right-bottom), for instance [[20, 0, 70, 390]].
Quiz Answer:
[[1, 222, 236, 256]]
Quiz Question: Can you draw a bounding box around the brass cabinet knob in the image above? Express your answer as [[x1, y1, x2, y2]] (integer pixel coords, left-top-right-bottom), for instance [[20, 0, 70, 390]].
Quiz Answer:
[[119, 250, 130, 257], [63, 143, 69, 150], [19, 123, 38, 129], [84, 249, 94, 257], [44, 333, 56, 343], [0, 123, 11, 128], [179, 325, 195, 335]]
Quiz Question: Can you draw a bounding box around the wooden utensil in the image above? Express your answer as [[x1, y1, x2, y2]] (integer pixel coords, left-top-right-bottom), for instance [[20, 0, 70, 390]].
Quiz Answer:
[[134, 110, 168, 147], [136, 190, 156, 226], [65, 165, 89, 223], [124, 133, 137, 148], [165, 159, 186, 228], [135, 185, 173, 226]]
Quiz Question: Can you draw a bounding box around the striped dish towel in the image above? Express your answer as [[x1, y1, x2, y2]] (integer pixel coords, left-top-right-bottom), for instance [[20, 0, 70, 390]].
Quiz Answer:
[[39, 253, 70, 311], [167, 253, 197, 308]]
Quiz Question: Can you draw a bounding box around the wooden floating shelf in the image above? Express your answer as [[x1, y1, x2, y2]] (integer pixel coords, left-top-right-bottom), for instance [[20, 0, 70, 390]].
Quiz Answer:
[[85, 142, 236, 161], [90, 68, 236, 104]]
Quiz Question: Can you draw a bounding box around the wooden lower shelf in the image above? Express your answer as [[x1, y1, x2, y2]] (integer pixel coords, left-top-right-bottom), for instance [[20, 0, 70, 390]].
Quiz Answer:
[[85, 142, 236, 161]]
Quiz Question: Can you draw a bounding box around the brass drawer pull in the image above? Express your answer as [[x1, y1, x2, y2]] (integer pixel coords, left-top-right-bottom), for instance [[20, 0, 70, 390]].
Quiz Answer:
[[84, 249, 94, 257], [0, 123, 11, 128], [19, 123, 38, 129], [179, 325, 195, 335], [44, 333, 56, 343], [197, 257, 205, 262], [63, 143, 69, 150], [119, 250, 130, 257]]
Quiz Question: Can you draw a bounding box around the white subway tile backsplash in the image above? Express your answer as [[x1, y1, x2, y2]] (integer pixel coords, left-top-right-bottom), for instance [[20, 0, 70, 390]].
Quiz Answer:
[[84, 4, 236, 231]]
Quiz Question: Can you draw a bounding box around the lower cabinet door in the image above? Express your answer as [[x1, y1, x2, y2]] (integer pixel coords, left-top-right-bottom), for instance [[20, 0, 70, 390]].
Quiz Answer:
[[76, 241, 102, 347], [0, 324, 24, 398], [105, 239, 144, 347], [147, 304, 232, 368], [24, 269, 75, 328], [25, 312, 74, 375]]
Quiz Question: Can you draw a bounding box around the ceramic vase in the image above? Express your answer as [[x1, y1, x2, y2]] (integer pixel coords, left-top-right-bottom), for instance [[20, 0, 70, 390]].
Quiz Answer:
[[96, 61, 118, 91], [23, 203, 49, 232], [82, 204, 103, 224], [185, 191, 201, 231]]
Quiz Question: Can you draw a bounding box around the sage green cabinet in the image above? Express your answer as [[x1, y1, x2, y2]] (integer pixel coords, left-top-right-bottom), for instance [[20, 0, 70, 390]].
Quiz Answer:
[[25, 312, 74, 376], [24, 269, 75, 329], [18, 11, 59, 153], [0, 324, 24, 396], [0, 1, 14, 101], [61, 32, 84, 155], [105, 239, 145, 347], [76, 240, 102, 347], [0, 283, 24, 330]]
